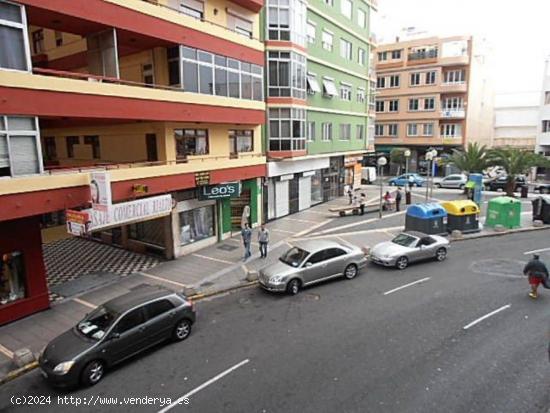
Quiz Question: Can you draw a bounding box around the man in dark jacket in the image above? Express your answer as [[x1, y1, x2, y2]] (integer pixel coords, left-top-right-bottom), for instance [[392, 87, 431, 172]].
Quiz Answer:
[[523, 254, 549, 299], [395, 188, 403, 212]]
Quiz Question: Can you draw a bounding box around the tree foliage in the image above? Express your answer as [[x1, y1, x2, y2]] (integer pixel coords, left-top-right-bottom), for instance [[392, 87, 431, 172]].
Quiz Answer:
[[447, 142, 490, 175]]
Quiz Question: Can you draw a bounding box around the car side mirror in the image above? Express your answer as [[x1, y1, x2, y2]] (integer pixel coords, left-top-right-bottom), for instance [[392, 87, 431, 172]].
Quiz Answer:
[[305, 262, 313, 268]]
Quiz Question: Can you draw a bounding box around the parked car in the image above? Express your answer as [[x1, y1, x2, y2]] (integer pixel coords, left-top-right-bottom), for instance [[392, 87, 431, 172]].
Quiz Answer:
[[39, 286, 195, 388], [388, 173, 425, 187], [435, 174, 468, 189], [487, 175, 527, 192], [534, 183, 550, 194], [258, 240, 367, 295], [369, 231, 450, 270]]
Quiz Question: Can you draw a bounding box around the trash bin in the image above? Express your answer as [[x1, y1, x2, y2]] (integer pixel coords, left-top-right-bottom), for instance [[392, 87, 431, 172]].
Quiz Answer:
[[441, 200, 481, 233], [405, 203, 448, 235], [520, 185, 529, 198], [532, 195, 550, 224], [485, 196, 522, 229], [405, 191, 412, 205]]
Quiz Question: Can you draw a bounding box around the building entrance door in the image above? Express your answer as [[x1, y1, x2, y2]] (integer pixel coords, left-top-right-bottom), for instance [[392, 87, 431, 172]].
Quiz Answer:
[[230, 188, 251, 230], [288, 176, 299, 214]]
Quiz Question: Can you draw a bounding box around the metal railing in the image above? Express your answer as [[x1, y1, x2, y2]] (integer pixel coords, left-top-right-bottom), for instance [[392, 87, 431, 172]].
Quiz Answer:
[[408, 49, 438, 61]]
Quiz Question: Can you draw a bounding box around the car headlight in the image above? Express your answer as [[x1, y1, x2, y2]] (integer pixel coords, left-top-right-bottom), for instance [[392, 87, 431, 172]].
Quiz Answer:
[[53, 361, 75, 375], [269, 275, 285, 283]]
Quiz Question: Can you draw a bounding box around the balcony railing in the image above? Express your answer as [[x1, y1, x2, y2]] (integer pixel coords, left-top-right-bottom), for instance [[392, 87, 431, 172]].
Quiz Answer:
[[408, 49, 438, 61], [440, 108, 465, 118]]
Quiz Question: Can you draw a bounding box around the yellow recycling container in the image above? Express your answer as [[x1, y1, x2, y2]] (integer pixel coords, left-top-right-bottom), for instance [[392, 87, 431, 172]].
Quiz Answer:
[[440, 200, 481, 233]]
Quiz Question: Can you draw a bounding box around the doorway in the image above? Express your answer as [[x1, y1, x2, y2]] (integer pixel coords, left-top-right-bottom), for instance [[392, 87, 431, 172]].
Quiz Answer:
[[230, 188, 251, 230], [146, 134, 158, 162]]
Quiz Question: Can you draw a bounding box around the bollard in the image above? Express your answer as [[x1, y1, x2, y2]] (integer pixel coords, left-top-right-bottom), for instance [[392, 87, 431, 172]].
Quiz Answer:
[[183, 287, 197, 297], [13, 348, 35, 368], [405, 191, 412, 205], [533, 220, 544, 227], [246, 270, 259, 282], [494, 224, 506, 232], [450, 229, 463, 239]]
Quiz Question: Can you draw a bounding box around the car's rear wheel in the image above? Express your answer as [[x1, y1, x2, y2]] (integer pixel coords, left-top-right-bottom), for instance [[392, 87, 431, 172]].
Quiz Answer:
[[435, 183, 441, 188], [459, 184, 465, 190], [81, 360, 105, 387], [435, 248, 447, 262], [344, 264, 358, 280], [286, 279, 301, 295], [396, 256, 408, 270], [389, 182, 396, 186], [173, 319, 192, 341]]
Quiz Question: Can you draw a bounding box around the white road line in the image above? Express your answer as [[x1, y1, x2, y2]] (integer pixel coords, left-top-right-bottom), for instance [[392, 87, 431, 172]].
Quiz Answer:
[[137, 272, 187, 288], [383, 277, 431, 295], [157, 359, 250, 413], [283, 217, 319, 224], [271, 228, 294, 234], [72, 297, 97, 309], [523, 247, 550, 255], [0, 343, 14, 358], [463, 304, 511, 330], [192, 253, 234, 265]]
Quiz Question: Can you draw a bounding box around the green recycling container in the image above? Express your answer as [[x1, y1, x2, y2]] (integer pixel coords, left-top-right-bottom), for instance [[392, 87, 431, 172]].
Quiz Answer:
[[485, 196, 521, 229]]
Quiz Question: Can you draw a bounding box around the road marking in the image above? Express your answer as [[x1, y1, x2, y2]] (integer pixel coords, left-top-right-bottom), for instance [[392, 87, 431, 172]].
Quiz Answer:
[[192, 253, 234, 265], [524, 247, 550, 255], [463, 304, 511, 330], [72, 297, 97, 309], [157, 359, 250, 413], [283, 217, 319, 224], [0, 344, 14, 358], [293, 226, 404, 241], [137, 272, 187, 288], [293, 219, 334, 238], [313, 210, 407, 236], [383, 277, 431, 295], [271, 228, 294, 234]]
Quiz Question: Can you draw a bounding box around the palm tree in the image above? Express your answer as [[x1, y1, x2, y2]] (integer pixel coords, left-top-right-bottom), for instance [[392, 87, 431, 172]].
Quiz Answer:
[[487, 148, 548, 196], [447, 142, 490, 175]]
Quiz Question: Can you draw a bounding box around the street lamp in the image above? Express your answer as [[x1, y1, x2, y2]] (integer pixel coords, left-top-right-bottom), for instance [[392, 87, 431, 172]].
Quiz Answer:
[[429, 149, 438, 199], [377, 156, 387, 218], [404, 149, 411, 175], [425, 150, 435, 201]]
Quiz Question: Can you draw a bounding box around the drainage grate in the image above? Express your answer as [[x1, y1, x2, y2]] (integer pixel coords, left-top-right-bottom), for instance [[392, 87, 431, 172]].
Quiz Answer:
[[218, 244, 239, 251]]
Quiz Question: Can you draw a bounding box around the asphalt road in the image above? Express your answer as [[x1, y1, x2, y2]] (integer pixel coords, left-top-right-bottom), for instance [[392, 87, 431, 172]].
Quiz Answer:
[[1, 231, 549, 413]]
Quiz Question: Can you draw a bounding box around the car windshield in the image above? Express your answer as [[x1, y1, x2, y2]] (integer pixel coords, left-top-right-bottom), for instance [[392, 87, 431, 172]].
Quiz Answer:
[[77, 305, 118, 340], [280, 247, 309, 268], [391, 233, 417, 247]]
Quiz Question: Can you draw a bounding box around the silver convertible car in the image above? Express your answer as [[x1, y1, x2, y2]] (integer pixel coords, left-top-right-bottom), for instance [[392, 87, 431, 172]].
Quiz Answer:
[[259, 240, 367, 295], [369, 231, 449, 270]]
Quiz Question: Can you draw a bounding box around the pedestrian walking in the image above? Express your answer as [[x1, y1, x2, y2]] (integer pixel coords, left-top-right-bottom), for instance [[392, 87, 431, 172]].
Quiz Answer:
[[523, 254, 549, 299], [359, 193, 366, 215], [241, 223, 252, 261], [258, 224, 269, 258], [395, 187, 402, 212], [347, 186, 354, 205]]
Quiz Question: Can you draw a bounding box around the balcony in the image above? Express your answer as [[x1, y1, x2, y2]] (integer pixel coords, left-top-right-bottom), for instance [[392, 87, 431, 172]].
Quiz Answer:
[[407, 48, 438, 62], [440, 82, 468, 93], [440, 108, 465, 119]]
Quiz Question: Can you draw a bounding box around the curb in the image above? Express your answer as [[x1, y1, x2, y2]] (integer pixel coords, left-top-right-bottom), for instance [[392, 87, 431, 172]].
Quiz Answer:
[[0, 361, 38, 386], [188, 281, 259, 301], [449, 225, 549, 243]]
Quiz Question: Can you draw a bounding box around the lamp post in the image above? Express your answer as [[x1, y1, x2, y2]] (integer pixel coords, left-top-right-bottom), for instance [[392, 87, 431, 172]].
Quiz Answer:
[[429, 149, 438, 199], [377, 156, 387, 218], [404, 149, 411, 175], [425, 150, 434, 201]]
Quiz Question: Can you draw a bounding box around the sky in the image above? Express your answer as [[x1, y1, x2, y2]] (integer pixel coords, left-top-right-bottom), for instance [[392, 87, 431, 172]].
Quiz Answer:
[[372, 0, 550, 94]]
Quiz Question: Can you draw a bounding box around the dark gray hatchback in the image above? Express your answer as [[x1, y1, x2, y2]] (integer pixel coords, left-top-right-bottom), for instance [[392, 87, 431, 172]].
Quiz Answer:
[[39, 286, 196, 388]]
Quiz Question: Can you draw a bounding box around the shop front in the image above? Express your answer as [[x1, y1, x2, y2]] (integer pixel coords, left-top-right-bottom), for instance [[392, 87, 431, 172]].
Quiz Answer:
[[344, 155, 364, 188], [0, 216, 49, 325], [322, 156, 345, 202], [266, 157, 329, 220]]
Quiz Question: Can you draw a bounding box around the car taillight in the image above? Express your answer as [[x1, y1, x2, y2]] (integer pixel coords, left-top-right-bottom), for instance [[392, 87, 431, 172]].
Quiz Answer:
[[189, 300, 195, 311]]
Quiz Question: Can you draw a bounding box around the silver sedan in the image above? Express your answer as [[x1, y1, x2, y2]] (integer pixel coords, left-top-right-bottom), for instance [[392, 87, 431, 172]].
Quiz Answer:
[[259, 239, 368, 295], [369, 231, 450, 270]]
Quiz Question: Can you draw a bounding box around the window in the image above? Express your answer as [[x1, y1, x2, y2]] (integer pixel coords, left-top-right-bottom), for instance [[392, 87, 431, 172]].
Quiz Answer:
[[422, 123, 433, 136], [339, 123, 351, 140], [0, 1, 30, 71], [324, 0, 333, 5], [268, 50, 305, 99], [306, 73, 321, 94], [408, 99, 419, 111], [357, 88, 365, 103], [407, 124, 418, 136], [356, 124, 364, 140], [389, 75, 399, 87], [410, 72, 421, 86], [545, 92, 550, 105], [375, 100, 385, 112], [306, 251, 327, 265], [0, 251, 26, 305], [229, 129, 253, 154], [114, 308, 145, 334], [440, 123, 462, 137], [388, 99, 399, 112], [179, 205, 215, 245], [376, 76, 386, 89], [374, 124, 384, 136], [128, 218, 165, 246], [322, 30, 333, 51], [341, 0, 352, 19], [425, 71, 436, 84], [322, 78, 338, 97], [357, 8, 366, 27], [175, 129, 208, 161], [145, 300, 175, 319], [443, 97, 463, 110], [322, 122, 332, 141], [66, 136, 79, 159], [180, 0, 204, 19], [31, 29, 43, 54], [340, 39, 352, 60], [543, 120, 550, 133], [423, 97, 435, 110], [391, 49, 402, 59], [84, 135, 100, 159], [42, 136, 57, 161], [340, 84, 352, 101], [268, 108, 306, 151], [307, 22, 316, 44], [227, 11, 253, 38], [388, 124, 398, 136], [444, 70, 465, 84], [358, 47, 366, 66], [378, 51, 387, 61], [54, 31, 63, 47], [267, 0, 307, 45], [307, 121, 315, 141], [0, 116, 41, 177]]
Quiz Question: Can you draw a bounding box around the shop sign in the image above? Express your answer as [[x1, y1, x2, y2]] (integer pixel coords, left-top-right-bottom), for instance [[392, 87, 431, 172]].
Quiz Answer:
[[198, 182, 241, 200], [66, 210, 90, 236], [195, 171, 210, 186], [90, 171, 112, 211]]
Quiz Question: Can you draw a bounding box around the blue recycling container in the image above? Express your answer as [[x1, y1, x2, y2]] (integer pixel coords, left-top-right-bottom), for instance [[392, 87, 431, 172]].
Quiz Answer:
[[405, 203, 448, 235]]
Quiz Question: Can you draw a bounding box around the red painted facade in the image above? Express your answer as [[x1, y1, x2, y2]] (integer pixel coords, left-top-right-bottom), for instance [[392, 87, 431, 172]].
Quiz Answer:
[[0, 217, 49, 326]]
